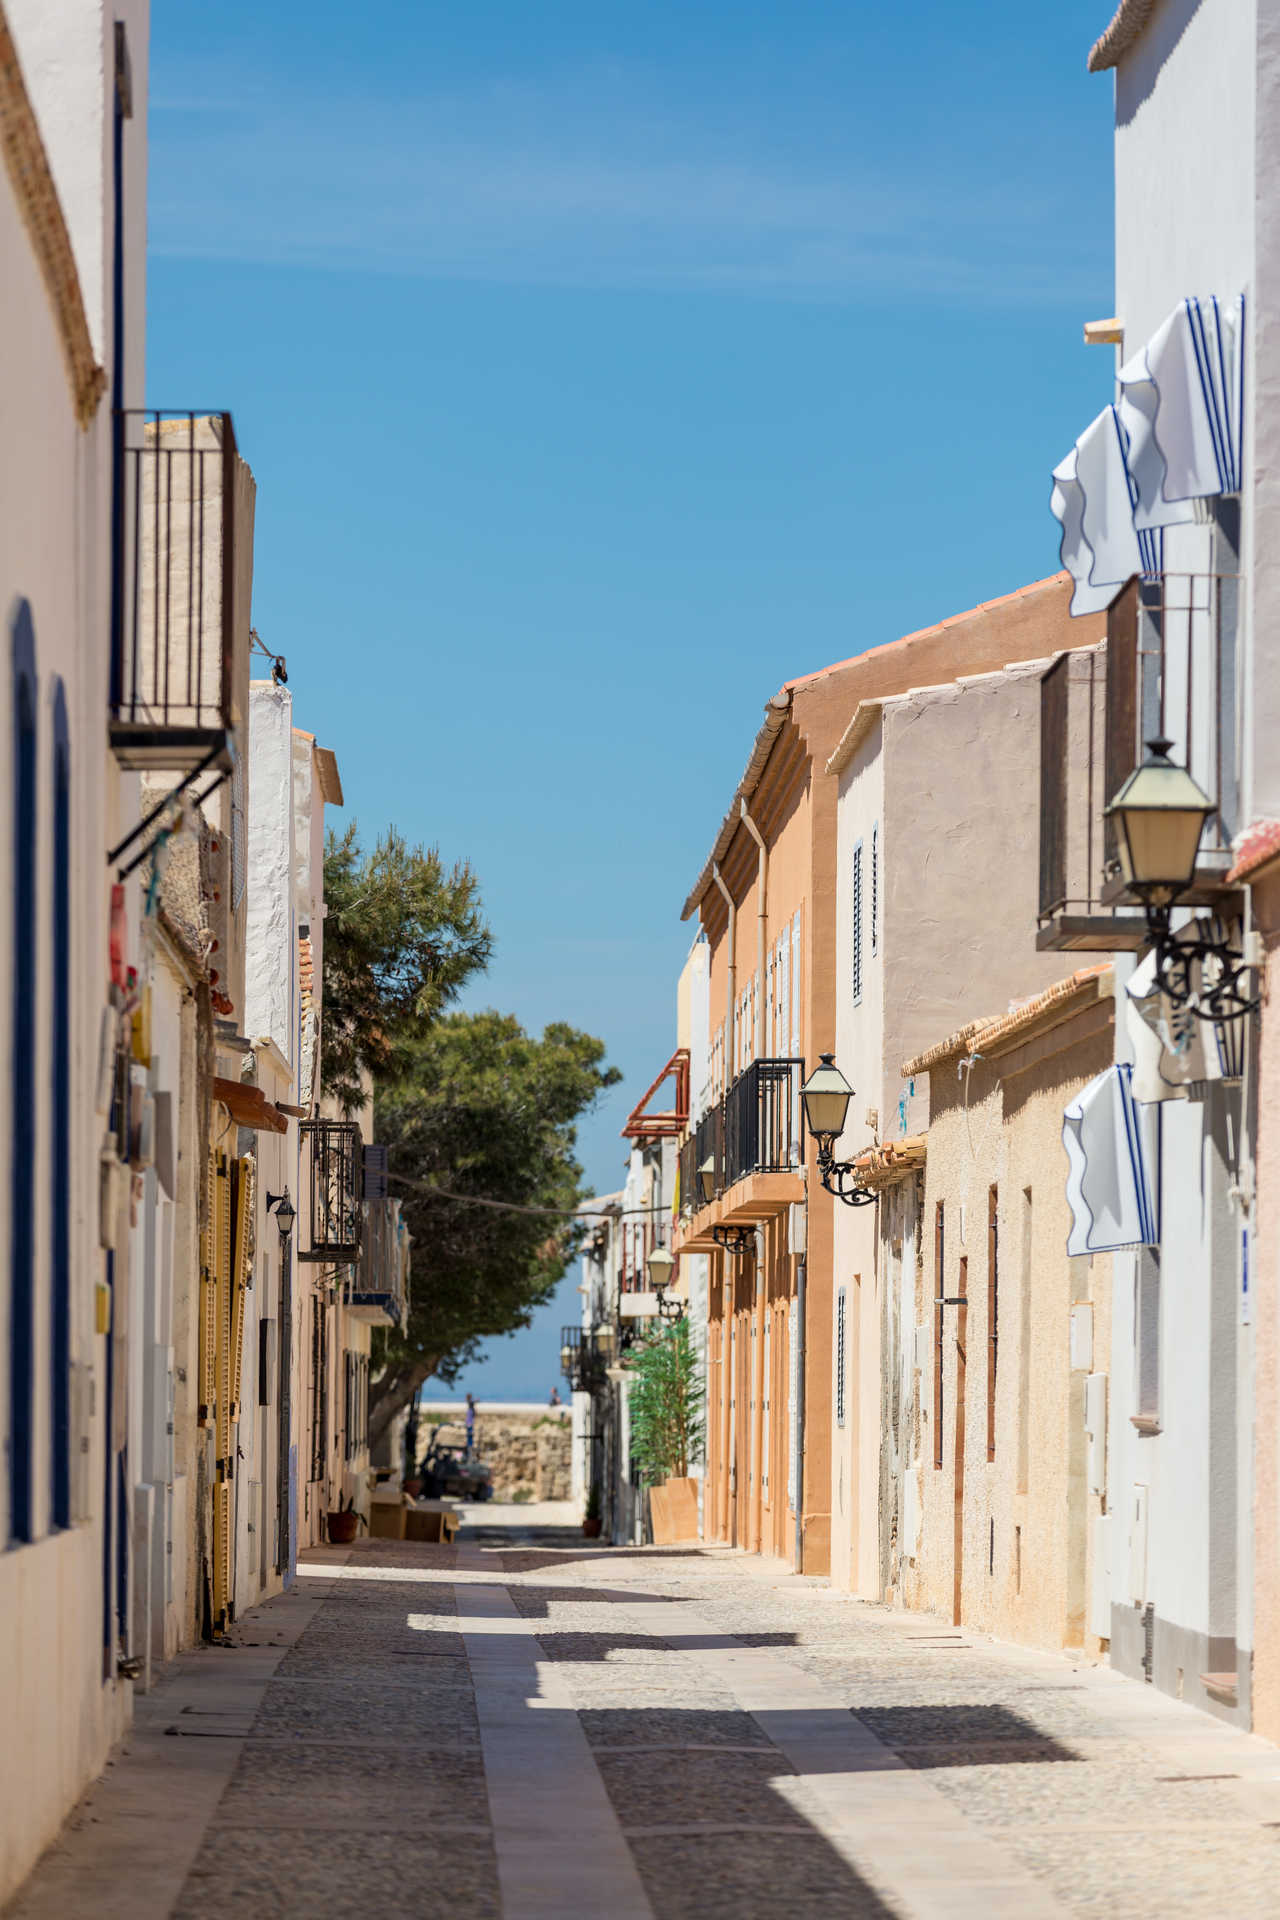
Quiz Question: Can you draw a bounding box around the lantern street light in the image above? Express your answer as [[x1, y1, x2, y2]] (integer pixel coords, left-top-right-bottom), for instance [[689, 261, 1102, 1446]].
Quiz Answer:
[[698, 1157, 717, 1206], [1105, 738, 1214, 908], [1106, 739, 1257, 1021], [266, 1188, 296, 1244], [646, 1244, 684, 1323], [799, 1055, 876, 1208]]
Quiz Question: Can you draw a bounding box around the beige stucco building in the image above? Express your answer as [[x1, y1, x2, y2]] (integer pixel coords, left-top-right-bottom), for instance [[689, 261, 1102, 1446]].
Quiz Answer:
[[675, 574, 1101, 1576], [893, 969, 1114, 1650], [825, 618, 1105, 1599]]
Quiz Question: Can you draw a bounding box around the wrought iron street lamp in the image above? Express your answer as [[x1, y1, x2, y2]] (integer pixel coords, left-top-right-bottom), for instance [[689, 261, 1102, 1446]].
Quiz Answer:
[[698, 1157, 717, 1206], [646, 1244, 684, 1323], [1106, 739, 1258, 1021], [800, 1055, 876, 1208], [266, 1188, 296, 1243]]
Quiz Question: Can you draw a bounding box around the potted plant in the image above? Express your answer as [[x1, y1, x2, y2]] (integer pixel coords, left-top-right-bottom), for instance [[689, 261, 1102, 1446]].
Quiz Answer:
[[582, 1482, 603, 1538], [326, 1495, 366, 1545], [627, 1318, 705, 1541]]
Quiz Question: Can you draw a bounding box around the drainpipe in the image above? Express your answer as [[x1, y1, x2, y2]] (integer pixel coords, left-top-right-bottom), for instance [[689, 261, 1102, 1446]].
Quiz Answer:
[[712, 862, 737, 1080], [793, 1253, 806, 1571], [740, 800, 768, 1058]]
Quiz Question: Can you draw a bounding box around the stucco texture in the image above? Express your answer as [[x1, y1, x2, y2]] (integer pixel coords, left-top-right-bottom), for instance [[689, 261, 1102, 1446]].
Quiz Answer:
[[907, 990, 1114, 1655]]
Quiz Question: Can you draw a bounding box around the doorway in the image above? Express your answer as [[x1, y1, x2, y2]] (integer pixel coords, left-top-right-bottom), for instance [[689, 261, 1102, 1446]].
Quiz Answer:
[[953, 1255, 968, 1625]]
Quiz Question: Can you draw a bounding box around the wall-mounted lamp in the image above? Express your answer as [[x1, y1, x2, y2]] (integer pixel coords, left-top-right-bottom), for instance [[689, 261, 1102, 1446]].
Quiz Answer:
[[266, 1188, 296, 1244], [1106, 738, 1258, 1021], [698, 1157, 717, 1206], [799, 1055, 876, 1208], [646, 1245, 685, 1322]]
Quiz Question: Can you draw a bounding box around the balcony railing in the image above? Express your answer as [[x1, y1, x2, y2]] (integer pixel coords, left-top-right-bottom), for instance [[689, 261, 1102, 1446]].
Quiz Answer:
[[110, 410, 245, 773], [724, 1057, 804, 1188], [1038, 573, 1240, 950], [348, 1196, 409, 1327], [299, 1119, 363, 1263], [560, 1326, 610, 1394]]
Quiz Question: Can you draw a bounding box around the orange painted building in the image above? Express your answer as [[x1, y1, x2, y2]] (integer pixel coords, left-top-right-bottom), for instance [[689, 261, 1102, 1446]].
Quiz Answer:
[[675, 574, 1101, 1575]]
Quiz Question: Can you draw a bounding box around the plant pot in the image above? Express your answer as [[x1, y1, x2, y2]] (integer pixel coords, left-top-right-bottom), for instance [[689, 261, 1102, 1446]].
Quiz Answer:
[[326, 1509, 360, 1545], [582, 1516, 603, 1539]]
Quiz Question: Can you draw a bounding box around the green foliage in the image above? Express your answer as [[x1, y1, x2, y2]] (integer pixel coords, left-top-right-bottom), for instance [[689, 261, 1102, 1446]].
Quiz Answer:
[[626, 1318, 704, 1482], [368, 1010, 620, 1441], [584, 1481, 602, 1521], [321, 823, 491, 1111]]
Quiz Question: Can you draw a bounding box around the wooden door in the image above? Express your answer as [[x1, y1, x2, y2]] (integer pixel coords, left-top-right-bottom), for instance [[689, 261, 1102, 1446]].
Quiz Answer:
[[953, 1255, 968, 1625]]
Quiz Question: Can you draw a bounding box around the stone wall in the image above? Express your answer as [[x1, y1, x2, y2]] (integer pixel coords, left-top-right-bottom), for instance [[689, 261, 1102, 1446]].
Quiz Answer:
[[421, 1408, 572, 1501]]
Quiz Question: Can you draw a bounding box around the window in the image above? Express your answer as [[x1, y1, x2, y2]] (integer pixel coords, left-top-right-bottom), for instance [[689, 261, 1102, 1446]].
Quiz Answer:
[[836, 1287, 847, 1427], [986, 1186, 998, 1464], [871, 822, 879, 957], [851, 840, 863, 1006], [51, 681, 71, 1528], [11, 602, 37, 1543], [933, 1202, 945, 1469]]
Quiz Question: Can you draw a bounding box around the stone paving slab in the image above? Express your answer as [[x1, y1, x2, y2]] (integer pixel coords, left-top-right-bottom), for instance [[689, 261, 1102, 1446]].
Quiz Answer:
[[14, 1518, 1280, 1918]]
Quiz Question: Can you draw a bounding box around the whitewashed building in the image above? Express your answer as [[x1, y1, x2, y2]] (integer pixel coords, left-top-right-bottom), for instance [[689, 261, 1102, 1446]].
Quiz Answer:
[[1041, 0, 1279, 1725]]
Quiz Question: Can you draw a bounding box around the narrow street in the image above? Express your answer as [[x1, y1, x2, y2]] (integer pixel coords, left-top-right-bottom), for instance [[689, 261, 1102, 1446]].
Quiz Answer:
[[10, 1507, 1280, 1920]]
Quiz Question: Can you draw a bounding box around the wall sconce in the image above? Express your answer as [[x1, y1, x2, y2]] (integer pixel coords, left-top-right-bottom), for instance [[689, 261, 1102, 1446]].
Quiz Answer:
[[266, 1188, 296, 1244], [799, 1055, 876, 1208], [1106, 739, 1258, 1020], [646, 1245, 685, 1322]]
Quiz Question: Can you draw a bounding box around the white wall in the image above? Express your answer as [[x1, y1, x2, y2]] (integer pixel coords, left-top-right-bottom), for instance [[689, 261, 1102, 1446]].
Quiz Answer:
[[832, 724, 885, 1595], [0, 2, 148, 1893], [1105, 0, 1258, 1717]]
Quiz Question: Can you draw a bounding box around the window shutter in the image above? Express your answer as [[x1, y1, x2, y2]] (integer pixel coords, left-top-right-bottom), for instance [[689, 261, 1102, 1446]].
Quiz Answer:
[[790, 911, 802, 1058], [871, 823, 879, 957], [363, 1143, 389, 1200], [852, 841, 864, 1006]]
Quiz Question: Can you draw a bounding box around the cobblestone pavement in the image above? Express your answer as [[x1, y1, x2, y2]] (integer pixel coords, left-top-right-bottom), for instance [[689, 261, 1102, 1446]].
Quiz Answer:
[[12, 1510, 1280, 1918]]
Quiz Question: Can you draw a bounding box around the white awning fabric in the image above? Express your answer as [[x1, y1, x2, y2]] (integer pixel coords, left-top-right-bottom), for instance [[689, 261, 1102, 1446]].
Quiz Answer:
[[1063, 1062, 1160, 1255], [1051, 296, 1244, 615]]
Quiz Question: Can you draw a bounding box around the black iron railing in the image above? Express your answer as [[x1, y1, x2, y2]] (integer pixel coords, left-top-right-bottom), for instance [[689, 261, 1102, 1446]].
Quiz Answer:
[[560, 1326, 609, 1393], [693, 1100, 725, 1206], [109, 410, 242, 772], [299, 1120, 363, 1263], [1038, 572, 1239, 930], [724, 1057, 804, 1188], [678, 1133, 699, 1214]]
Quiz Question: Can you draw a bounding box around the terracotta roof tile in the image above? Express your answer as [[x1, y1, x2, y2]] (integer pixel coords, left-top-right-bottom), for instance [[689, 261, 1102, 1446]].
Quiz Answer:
[[901, 965, 1112, 1078], [1227, 819, 1280, 887]]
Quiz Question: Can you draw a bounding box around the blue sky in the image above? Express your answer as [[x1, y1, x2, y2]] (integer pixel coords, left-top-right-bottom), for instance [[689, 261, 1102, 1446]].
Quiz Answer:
[[147, 1, 1116, 1399]]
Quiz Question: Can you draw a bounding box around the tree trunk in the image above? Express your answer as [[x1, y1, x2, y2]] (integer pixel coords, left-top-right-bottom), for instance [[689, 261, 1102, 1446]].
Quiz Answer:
[[368, 1358, 437, 1452]]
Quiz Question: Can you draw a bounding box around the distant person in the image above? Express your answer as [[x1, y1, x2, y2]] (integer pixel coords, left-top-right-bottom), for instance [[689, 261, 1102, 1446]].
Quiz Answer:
[[464, 1392, 476, 1460], [549, 1386, 561, 1407]]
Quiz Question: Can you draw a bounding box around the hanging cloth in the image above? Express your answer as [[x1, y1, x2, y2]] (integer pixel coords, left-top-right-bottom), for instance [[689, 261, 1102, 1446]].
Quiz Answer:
[[1063, 1062, 1160, 1255], [1051, 295, 1244, 616]]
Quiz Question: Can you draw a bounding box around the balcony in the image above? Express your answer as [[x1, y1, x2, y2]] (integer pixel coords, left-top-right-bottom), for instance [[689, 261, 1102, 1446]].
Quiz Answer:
[[560, 1326, 612, 1394], [348, 1196, 409, 1327], [1037, 574, 1240, 953], [676, 1059, 805, 1250], [299, 1119, 363, 1263], [110, 411, 247, 774]]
